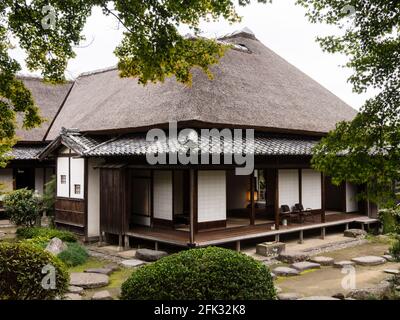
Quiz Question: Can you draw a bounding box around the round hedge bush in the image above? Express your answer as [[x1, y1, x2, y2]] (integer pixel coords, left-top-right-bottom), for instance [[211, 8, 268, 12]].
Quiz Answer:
[[0, 242, 69, 300], [121, 247, 276, 300]]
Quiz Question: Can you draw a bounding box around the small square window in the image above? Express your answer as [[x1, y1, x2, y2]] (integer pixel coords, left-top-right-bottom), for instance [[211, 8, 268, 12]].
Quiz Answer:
[[74, 184, 81, 195], [60, 175, 67, 184]]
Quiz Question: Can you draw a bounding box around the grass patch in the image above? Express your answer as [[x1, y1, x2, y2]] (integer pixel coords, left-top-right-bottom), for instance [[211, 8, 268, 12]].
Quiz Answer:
[[108, 268, 134, 289], [68, 257, 105, 273]]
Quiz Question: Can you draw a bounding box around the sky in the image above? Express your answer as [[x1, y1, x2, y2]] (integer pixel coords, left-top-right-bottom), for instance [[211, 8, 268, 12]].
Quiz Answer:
[[11, 0, 374, 111]]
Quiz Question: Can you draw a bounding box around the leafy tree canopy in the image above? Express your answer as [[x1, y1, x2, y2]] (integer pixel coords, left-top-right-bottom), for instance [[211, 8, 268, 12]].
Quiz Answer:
[[0, 0, 269, 166], [296, 0, 400, 207]]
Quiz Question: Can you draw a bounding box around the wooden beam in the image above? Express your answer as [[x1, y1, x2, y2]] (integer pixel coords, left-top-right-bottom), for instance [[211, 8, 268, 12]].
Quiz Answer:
[[250, 175, 255, 225], [274, 169, 280, 230], [321, 172, 326, 223]]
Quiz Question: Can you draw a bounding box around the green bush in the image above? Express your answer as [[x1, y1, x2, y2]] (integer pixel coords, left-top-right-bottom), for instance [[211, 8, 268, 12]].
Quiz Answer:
[[57, 242, 88, 267], [16, 227, 77, 242], [121, 247, 276, 300], [0, 242, 69, 300], [390, 237, 400, 261], [3, 188, 41, 226], [379, 208, 400, 234]]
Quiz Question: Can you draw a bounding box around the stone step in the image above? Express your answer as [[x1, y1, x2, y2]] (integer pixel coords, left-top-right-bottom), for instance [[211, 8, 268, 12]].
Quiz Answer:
[[278, 292, 303, 300], [119, 259, 146, 268], [69, 272, 109, 289], [273, 266, 300, 277], [333, 260, 355, 268], [291, 261, 321, 272], [278, 251, 310, 264], [309, 256, 334, 266], [351, 256, 386, 266]]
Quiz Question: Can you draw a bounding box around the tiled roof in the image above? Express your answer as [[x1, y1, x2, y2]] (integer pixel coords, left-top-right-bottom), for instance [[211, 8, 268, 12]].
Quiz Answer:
[[8, 145, 47, 160], [83, 134, 319, 157]]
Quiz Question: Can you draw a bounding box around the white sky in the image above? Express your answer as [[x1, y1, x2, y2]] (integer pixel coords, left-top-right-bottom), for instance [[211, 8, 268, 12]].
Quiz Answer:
[[11, 0, 374, 110]]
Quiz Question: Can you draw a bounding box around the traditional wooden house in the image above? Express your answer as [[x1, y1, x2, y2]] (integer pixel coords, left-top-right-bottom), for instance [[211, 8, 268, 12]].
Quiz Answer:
[[0, 77, 72, 207], [38, 29, 377, 248]]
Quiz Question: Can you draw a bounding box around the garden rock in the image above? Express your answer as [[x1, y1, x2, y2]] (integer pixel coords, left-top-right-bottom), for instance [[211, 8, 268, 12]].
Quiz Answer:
[[344, 229, 367, 238], [299, 296, 339, 300], [45, 237, 67, 255], [291, 261, 321, 272], [68, 286, 84, 294], [333, 260, 355, 268], [70, 272, 109, 289], [278, 293, 303, 300], [273, 266, 300, 277], [351, 256, 386, 266], [64, 293, 82, 300], [278, 251, 310, 264], [92, 290, 113, 300], [85, 268, 113, 275], [383, 269, 399, 275], [310, 256, 334, 266], [270, 272, 276, 280], [382, 255, 394, 262], [135, 248, 168, 262], [275, 286, 282, 294], [332, 293, 345, 300], [119, 259, 145, 268], [104, 264, 120, 271], [346, 280, 391, 300]]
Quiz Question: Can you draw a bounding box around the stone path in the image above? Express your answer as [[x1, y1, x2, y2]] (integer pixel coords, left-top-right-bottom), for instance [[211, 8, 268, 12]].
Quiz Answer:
[[69, 272, 109, 289], [333, 260, 355, 268], [278, 251, 310, 264], [273, 266, 300, 277], [119, 259, 146, 268], [291, 261, 321, 272], [92, 290, 113, 300], [135, 248, 168, 262], [310, 256, 334, 266]]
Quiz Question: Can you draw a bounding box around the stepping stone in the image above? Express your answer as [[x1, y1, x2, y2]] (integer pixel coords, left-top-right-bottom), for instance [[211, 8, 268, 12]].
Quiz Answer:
[[68, 286, 84, 294], [84, 268, 113, 275], [270, 272, 276, 280], [344, 229, 367, 238], [273, 266, 300, 277], [278, 251, 310, 264], [275, 286, 282, 294], [135, 248, 168, 262], [277, 293, 303, 300], [382, 255, 395, 262], [310, 256, 334, 266], [351, 256, 386, 266], [92, 290, 113, 300], [104, 264, 120, 272], [333, 260, 355, 268], [119, 259, 145, 268], [383, 269, 399, 275], [64, 293, 82, 300], [70, 272, 109, 289], [299, 296, 339, 300], [346, 280, 391, 300], [291, 261, 321, 272]]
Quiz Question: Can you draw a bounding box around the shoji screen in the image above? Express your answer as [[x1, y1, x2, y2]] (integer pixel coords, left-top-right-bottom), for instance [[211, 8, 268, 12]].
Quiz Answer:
[[278, 169, 299, 208], [301, 169, 322, 210], [198, 171, 226, 223], [153, 171, 173, 221]]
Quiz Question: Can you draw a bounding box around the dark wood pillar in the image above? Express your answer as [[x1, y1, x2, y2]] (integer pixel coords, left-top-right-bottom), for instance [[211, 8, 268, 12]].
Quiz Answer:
[[321, 172, 326, 223], [274, 169, 280, 230], [189, 169, 197, 245], [250, 174, 255, 225]]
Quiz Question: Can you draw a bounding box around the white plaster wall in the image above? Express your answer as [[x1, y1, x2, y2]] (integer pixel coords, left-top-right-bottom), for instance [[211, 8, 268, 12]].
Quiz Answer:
[[198, 171, 226, 223], [70, 158, 85, 199], [301, 169, 322, 210], [278, 169, 299, 208], [346, 182, 359, 212], [0, 169, 13, 199], [87, 159, 100, 237], [34, 168, 44, 194], [57, 157, 69, 197], [153, 171, 173, 221]]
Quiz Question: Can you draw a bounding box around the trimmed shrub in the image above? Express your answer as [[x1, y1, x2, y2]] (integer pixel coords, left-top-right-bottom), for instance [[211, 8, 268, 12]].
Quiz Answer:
[[121, 247, 276, 300], [16, 227, 77, 242], [0, 242, 69, 300], [379, 208, 400, 234], [3, 188, 41, 226], [57, 242, 88, 267]]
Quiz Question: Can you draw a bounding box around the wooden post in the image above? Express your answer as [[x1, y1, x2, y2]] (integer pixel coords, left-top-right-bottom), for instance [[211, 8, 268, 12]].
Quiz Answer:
[[345, 223, 349, 231], [321, 173, 326, 223], [275, 234, 280, 242], [189, 169, 196, 245], [321, 227, 326, 239], [236, 241, 241, 252], [118, 234, 123, 251], [274, 169, 280, 230], [155, 241, 159, 251], [250, 175, 255, 225], [124, 235, 130, 250], [299, 230, 304, 244]]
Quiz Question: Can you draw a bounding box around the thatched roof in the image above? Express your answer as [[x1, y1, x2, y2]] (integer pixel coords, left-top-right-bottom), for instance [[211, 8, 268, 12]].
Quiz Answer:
[[16, 76, 73, 142], [46, 30, 357, 140]]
